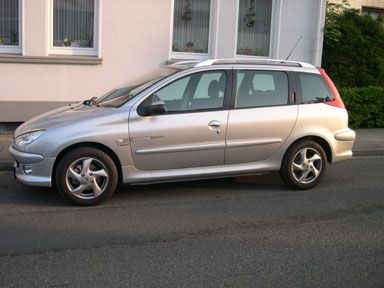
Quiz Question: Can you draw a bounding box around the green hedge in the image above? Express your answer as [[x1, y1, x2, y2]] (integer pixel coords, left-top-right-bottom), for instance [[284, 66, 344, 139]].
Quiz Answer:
[[338, 86, 384, 128]]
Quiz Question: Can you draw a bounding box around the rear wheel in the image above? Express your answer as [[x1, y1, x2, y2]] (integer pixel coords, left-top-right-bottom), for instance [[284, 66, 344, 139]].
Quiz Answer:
[[55, 147, 118, 205], [280, 141, 327, 190]]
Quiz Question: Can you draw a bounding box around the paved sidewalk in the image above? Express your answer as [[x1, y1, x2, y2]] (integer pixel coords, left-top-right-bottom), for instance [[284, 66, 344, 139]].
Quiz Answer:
[[1, 129, 384, 171]]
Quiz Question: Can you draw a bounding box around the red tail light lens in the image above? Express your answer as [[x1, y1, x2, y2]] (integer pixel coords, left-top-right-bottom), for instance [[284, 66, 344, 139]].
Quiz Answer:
[[317, 68, 345, 109]]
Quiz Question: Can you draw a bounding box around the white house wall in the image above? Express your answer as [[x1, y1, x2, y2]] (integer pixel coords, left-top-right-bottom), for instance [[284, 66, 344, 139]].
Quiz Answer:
[[0, 0, 326, 123]]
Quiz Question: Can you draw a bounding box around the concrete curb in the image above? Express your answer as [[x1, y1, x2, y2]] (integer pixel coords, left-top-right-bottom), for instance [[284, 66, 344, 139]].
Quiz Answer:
[[1, 149, 383, 172], [352, 149, 384, 157]]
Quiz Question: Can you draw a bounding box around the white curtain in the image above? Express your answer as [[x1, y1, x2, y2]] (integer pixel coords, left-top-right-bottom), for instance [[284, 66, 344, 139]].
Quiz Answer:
[[0, 0, 19, 46], [172, 0, 211, 53], [53, 0, 94, 48], [237, 0, 272, 56]]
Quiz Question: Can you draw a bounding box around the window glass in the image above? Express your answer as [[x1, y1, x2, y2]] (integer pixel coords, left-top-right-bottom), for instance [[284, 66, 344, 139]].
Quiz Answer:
[[53, 0, 95, 48], [156, 77, 189, 101], [236, 70, 288, 108], [0, 0, 19, 46], [153, 71, 226, 113], [237, 0, 272, 56], [172, 0, 211, 53], [298, 73, 332, 104], [96, 67, 178, 107]]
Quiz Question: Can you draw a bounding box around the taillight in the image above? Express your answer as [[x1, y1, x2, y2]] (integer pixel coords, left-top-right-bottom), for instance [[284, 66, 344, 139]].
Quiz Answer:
[[317, 68, 345, 109]]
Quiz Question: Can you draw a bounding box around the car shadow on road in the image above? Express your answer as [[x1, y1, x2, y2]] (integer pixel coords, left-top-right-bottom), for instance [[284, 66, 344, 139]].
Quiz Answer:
[[0, 171, 288, 207]]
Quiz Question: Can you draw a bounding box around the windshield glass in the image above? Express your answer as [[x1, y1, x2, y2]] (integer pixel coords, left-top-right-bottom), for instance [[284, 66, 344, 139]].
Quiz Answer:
[[96, 67, 179, 107]]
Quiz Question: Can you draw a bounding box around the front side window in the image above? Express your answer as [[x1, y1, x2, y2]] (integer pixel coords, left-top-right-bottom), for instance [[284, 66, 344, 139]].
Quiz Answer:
[[172, 0, 211, 54], [147, 71, 226, 113], [96, 67, 179, 107], [0, 0, 21, 53], [298, 73, 332, 104], [51, 0, 98, 55], [236, 70, 288, 108], [237, 0, 272, 56]]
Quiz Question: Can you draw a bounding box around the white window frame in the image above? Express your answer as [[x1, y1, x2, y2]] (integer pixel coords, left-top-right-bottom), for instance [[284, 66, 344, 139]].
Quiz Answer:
[[234, 0, 281, 59], [0, 0, 22, 54], [48, 0, 100, 56], [169, 0, 218, 60]]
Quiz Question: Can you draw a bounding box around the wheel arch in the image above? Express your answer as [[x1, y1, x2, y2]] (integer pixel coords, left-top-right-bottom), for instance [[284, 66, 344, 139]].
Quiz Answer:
[[286, 136, 333, 164], [52, 142, 123, 188]]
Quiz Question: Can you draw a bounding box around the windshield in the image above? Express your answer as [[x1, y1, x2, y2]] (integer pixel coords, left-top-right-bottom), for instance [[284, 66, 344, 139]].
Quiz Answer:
[[95, 67, 179, 107]]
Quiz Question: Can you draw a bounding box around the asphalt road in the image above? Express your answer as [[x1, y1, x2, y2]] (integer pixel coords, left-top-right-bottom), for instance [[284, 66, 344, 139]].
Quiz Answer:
[[0, 156, 383, 288]]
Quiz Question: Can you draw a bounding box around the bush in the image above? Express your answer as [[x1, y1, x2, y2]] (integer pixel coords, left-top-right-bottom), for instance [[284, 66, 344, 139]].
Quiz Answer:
[[339, 86, 384, 128], [322, 2, 384, 88]]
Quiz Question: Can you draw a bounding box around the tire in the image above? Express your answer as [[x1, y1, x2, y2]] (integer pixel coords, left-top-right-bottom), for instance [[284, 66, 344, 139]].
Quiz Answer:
[[55, 147, 118, 205], [280, 140, 327, 190]]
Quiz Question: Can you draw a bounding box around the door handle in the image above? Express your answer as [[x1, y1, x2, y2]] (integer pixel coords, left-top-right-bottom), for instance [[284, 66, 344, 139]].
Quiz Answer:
[[208, 120, 221, 130]]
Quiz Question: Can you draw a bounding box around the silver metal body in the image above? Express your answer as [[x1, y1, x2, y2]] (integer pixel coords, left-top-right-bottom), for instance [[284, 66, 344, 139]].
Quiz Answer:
[[10, 59, 355, 187]]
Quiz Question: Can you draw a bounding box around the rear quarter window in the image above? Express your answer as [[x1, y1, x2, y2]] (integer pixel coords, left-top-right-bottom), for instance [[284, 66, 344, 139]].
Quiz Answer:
[[298, 73, 332, 104]]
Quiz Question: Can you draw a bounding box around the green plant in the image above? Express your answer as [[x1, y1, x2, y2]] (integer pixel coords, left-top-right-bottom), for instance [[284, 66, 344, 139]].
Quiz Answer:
[[339, 86, 384, 128], [245, 0, 256, 27], [322, 1, 384, 88], [9, 28, 18, 45], [63, 38, 72, 47], [83, 32, 93, 47]]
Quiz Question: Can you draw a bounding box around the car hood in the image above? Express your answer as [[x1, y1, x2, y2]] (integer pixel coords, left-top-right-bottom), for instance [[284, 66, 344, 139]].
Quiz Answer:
[[15, 103, 114, 137]]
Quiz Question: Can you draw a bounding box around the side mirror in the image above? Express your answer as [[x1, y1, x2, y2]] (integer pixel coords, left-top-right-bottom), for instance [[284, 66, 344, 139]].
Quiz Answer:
[[147, 101, 166, 115]]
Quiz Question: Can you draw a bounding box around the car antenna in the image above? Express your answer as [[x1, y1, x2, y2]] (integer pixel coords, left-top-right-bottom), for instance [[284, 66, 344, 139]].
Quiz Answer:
[[285, 35, 303, 60]]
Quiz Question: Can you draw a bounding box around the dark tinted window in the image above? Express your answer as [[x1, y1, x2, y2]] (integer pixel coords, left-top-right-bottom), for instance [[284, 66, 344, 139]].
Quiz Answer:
[[298, 73, 332, 104], [236, 71, 288, 108]]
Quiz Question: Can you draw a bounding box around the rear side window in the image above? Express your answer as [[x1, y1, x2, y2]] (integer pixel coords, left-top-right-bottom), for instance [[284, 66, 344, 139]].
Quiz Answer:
[[298, 73, 332, 104], [235, 70, 289, 108]]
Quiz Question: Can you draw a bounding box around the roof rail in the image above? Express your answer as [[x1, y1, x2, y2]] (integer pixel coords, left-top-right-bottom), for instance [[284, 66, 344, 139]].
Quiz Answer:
[[170, 58, 315, 69], [194, 59, 219, 67], [170, 60, 199, 66], [190, 58, 315, 68]]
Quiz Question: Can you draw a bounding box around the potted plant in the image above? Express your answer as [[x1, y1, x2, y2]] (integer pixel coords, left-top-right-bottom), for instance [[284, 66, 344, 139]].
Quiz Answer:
[[63, 38, 72, 47], [245, 0, 256, 28], [181, 0, 192, 21], [9, 28, 18, 45], [185, 42, 194, 52]]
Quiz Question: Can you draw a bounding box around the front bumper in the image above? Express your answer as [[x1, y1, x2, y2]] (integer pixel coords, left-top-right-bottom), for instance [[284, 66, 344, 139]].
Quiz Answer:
[[9, 145, 54, 187]]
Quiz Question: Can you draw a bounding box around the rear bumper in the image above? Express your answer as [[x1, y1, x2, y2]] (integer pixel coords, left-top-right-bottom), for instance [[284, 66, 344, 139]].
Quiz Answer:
[[331, 128, 356, 162], [9, 146, 54, 187]]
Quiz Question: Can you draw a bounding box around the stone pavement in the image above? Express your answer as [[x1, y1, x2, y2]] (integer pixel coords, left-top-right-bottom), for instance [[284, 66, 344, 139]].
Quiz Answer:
[[1, 129, 384, 171]]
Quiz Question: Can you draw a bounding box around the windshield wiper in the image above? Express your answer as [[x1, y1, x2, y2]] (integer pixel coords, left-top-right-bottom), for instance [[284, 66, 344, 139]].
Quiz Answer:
[[83, 97, 99, 107]]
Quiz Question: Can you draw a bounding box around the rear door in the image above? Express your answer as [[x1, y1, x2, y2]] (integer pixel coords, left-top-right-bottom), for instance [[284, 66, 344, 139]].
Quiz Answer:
[[225, 69, 298, 164]]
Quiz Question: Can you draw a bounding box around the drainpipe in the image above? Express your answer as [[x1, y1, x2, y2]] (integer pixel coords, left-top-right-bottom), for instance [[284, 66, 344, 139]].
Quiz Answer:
[[312, 0, 327, 67]]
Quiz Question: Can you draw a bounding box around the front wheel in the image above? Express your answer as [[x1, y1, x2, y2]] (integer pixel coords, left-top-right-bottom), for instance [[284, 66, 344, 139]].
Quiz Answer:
[[55, 147, 118, 205], [280, 141, 327, 190]]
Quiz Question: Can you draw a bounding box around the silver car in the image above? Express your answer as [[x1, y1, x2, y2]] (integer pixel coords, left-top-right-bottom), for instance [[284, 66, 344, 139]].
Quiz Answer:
[[10, 59, 356, 205]]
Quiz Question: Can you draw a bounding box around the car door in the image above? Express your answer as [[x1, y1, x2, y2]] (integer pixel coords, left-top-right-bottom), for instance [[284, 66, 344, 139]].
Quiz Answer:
[[129, 70, 231, 171], [225, 69, 298, 164]]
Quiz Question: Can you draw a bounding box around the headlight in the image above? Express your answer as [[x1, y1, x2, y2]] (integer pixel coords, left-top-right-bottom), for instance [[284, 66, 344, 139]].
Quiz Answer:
[[13, 130, 45, 151]]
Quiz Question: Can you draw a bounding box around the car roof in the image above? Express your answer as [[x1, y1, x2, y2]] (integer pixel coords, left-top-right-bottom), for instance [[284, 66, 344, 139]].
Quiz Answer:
[[169, 58, 316, 70]]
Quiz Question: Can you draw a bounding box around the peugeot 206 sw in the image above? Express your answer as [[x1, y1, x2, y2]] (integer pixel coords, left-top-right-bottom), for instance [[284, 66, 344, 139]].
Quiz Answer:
[[10, 59, 356, 205]]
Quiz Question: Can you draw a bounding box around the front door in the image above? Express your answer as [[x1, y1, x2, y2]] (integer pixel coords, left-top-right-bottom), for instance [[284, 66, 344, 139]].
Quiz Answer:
[[129, 70, 230, 171]]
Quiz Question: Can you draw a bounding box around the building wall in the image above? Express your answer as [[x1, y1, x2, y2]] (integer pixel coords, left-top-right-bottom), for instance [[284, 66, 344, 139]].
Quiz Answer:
[[0, 0, 326, 123]]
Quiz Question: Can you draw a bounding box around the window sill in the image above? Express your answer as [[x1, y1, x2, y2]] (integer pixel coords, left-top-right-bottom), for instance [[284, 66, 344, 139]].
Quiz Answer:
[[0, 54, 102, 65]]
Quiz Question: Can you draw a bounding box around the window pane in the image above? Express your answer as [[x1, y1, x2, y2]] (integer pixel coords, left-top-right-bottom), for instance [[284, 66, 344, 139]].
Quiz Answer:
[[236, 71, 288, 108], [154, 71, 225, 112], [172, 0, 210, 53], [53, 0, 94, 48], [0, 0, 19, 46], [237, 0, 272, 56], [298, 73, 332, 104]]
